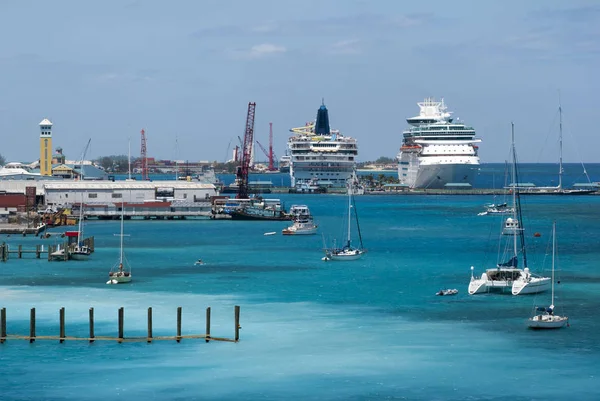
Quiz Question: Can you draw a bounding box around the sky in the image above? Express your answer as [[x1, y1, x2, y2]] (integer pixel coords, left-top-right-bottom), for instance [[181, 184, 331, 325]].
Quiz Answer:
[[1, 0, 599, 164]]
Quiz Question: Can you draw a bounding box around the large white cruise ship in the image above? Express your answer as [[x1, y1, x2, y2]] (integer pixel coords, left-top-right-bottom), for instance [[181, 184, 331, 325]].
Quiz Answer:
[[397, 98, 481, 189], [288, 103, 358, 189]]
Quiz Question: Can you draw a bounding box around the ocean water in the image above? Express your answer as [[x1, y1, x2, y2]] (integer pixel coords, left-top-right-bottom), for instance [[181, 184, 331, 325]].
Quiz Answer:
[[1, 191, 600, 400]]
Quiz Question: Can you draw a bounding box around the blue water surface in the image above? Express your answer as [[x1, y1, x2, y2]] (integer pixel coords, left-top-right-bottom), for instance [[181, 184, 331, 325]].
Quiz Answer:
[[1, 190, 599, 400]]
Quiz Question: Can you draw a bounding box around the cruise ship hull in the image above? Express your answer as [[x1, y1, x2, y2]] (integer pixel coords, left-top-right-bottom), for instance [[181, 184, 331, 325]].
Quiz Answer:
[[399, 156, 479, 189]]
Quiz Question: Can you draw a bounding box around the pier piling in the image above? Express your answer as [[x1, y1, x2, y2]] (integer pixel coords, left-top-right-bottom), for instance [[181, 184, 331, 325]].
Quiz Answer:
[[147, 307, 153, 343], [59, 307, 65, 343], [89, 307, 95, 343], [18, 245, 22, 258], [176, 306, 182, 343], [0, 306, 239, 344], [118, 307, 124, 343], [1, 308, 6, 344], [234, 305, 240, 342], [29, 308, 36, 343], [205, 307, 211, 343]]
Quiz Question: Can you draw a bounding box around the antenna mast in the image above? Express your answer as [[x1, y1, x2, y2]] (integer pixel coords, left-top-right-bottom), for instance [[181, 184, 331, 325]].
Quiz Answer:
[[140, 129, 148, 181]]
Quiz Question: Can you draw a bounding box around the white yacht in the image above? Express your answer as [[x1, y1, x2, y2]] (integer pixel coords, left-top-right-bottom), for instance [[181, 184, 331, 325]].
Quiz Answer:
[[288, 102, 358, 189], [397, 98, 481, 189], [282, 205, 318, 235]]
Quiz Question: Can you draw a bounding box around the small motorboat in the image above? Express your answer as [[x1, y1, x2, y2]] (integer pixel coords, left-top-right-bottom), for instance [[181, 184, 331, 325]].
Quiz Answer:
[[194, 259, 205, 265], [436, 288, 459, 296], [264, 232, 276, 236]]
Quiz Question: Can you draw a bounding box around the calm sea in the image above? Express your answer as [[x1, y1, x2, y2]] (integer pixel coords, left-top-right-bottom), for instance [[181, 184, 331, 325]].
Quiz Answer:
[[1, 164, 599, 400]]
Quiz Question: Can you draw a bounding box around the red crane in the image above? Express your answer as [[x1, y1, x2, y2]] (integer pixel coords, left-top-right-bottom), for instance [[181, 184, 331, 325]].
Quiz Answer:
[[268, 122, 275, 171], [236, 102, 256, 199], [140, 129, 149, 181], [256, 140, 278, 171]]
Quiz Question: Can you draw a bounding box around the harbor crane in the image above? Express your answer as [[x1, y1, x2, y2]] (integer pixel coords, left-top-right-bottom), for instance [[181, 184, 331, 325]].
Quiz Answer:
[[255, 122, 277, 171], [255, 139, 278, 171], [236, 102, 256, 199]]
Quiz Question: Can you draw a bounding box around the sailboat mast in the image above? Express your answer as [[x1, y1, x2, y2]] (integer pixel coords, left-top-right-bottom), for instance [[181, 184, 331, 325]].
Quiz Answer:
[[128, 137, 132, 180], [346, 187, 352, 247], [558, 94, 563, 190], [511, 123, 518, 258], [551, 221, 556, 305], [77, 193, 84, 246], [119, 203, 124, 265]]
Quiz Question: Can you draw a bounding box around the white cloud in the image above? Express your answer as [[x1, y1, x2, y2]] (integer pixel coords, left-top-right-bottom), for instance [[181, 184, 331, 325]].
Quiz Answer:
[[330, 39, 361, 55], [249, 43, 287, 57], [228, 43, 287, 59]]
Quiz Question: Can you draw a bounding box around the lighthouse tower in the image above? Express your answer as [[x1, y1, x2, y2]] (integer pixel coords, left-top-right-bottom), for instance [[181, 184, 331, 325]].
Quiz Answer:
[[39, 118, 53, 176]]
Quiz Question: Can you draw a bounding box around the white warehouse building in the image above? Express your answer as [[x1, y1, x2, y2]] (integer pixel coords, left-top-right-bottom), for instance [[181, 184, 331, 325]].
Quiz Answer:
[[44, 181, 218, 206]]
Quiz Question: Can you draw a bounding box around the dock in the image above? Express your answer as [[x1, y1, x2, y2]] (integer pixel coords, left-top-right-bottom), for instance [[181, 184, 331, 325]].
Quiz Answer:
[[0, 236, 95, 262], [0, 306, 241, 344], [0, 223, 47, 235]]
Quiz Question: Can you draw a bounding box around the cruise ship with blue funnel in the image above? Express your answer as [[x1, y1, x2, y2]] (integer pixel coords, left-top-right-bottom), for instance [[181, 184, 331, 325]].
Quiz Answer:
[[287, 102, 358, 189]]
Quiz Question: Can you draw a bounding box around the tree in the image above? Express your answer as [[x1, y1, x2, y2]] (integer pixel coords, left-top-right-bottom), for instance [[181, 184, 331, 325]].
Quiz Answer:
[[375, 156, 395, 164], [0, 153, 5, 166]]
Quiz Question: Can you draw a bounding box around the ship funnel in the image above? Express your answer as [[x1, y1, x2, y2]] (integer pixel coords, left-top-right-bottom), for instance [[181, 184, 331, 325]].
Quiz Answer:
[[314, 102, 331, 135]]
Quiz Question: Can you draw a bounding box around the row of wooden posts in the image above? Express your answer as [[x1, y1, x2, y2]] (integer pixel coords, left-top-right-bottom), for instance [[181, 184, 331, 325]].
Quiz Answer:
[[0, 237, 95, 262], [0, 305, 241, 343]]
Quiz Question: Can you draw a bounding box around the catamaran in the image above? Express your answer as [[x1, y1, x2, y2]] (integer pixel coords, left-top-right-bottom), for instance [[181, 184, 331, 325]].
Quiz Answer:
[[469, 123, 551, 296]]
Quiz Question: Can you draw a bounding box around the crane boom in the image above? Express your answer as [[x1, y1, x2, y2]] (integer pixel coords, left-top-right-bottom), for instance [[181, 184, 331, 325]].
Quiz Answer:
[[236, 102, 256, 199]]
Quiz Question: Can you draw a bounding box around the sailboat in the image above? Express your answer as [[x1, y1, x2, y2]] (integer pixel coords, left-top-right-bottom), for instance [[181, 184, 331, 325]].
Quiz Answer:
[[520, 97, 596, 195], [70, 193, 91, 260], [528, 221, 569, 329], [107, 204, 132, 284], [322, 182, 365, 261], [469, 123, 551, 295]]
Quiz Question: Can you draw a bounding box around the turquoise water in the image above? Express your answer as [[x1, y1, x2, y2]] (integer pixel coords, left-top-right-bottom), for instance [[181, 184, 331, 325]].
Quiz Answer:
[[1, 193, 600, 400]]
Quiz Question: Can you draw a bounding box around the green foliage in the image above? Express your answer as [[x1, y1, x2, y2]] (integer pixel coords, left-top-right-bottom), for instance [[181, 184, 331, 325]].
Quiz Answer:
[[94, 155, 130, 173]]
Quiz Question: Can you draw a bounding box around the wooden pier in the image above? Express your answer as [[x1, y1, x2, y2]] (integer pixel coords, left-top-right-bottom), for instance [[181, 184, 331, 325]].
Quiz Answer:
[[0, 236, 95, 262], [0, 305, 241, 344]]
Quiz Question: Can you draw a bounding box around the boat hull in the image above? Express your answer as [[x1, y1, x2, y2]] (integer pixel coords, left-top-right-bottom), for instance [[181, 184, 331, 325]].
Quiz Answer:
[[413, 162, 479, 189], [107, 273, 132, 284], [324, 249, 365, 261], [468, 270, 551, 296], [527, 315, 568, 329], [398, 153, 479, 189], [229, 210, 291, 221], [282, 228, 318, 235], [70, 252, 90, 261]]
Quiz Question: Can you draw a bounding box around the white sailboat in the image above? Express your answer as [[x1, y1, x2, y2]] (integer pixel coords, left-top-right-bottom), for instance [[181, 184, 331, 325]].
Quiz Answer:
[[469, 123, 551, 295], [527, 222, 569, 329], [107, 204, 132, 284], [519, 96, 595, 195], [322, 183, 365, 261], [70, 194, 91, 260]]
